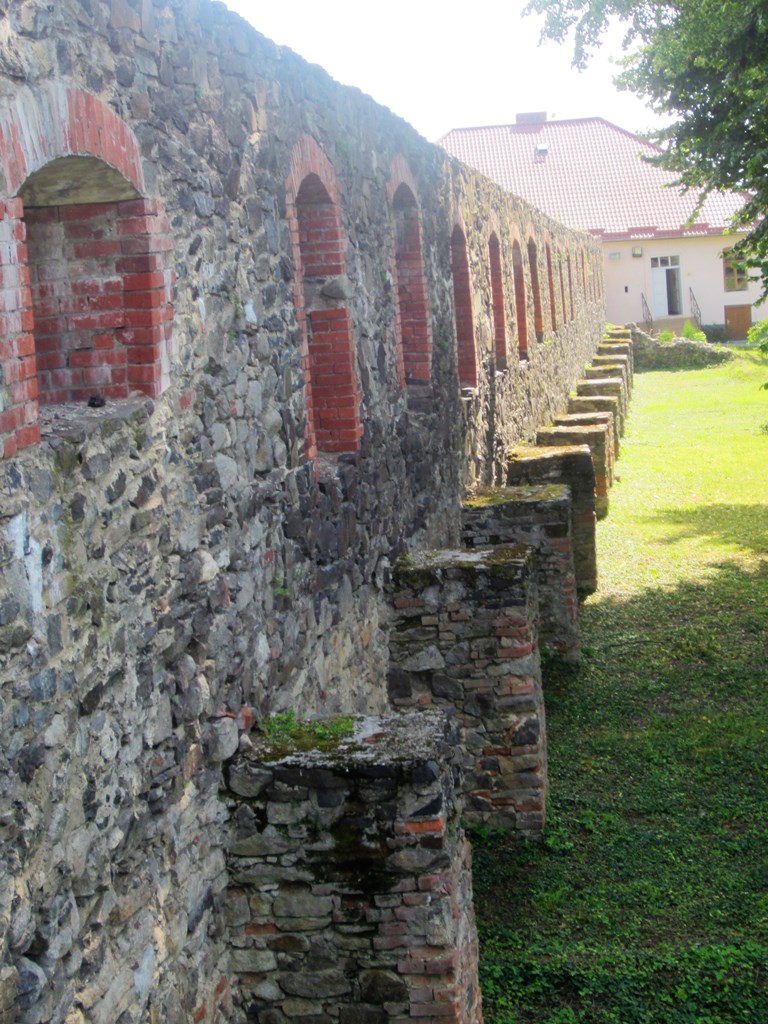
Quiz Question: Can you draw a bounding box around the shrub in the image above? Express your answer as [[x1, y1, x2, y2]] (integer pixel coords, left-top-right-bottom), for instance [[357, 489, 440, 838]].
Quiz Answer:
[[681, 319, 707, 342], [657, 329, 674, 343], [702, 323, 729, 344], [746, 317, 768, 354]]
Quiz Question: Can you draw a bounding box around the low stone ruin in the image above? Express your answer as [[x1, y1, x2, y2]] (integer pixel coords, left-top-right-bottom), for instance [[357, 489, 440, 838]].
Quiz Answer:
[[224, 709, 482, 1024]]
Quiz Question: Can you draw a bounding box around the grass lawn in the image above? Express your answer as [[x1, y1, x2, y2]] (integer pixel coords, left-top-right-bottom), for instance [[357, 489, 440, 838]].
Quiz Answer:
[[473, 348, 768, 1023]]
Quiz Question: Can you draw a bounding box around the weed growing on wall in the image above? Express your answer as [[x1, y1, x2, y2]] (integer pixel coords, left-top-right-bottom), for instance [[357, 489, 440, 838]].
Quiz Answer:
[[473, 349, 768, 1023], [256, 710, 354, 758]]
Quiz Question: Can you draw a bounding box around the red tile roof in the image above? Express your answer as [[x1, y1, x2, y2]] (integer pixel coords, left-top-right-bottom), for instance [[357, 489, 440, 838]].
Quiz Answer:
[[438, 117, 747, 239]]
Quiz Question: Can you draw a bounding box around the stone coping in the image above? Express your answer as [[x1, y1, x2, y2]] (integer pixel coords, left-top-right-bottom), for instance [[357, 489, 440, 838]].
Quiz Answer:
[[537, 423, 608, 438], [464, 483, 571, 508], [37, 395, 154, 444], [507, 442, 593, 462], [231, 707, 455, 781], [554, 412, 613, 425]]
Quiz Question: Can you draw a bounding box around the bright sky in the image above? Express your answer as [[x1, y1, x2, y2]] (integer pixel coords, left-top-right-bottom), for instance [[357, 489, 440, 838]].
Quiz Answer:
[[221, 0, 664, 142]]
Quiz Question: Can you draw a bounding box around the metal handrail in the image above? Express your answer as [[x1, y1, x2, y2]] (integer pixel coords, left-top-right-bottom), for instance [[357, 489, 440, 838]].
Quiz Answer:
[[689, 288, 702, 329], [641, 293, 653, 333]]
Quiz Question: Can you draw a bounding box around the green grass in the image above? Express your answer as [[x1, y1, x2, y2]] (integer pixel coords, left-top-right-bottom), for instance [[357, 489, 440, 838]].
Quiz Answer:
[[473, 348, 768, 1024]]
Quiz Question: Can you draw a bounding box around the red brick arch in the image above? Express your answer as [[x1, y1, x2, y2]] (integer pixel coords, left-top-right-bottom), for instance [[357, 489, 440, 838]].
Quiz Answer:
[[527, 237, 544, 343], [0, 83, 145, 196], [511, 238, 528, 361], [0, 85, 174, 459], [545, 240, 558, 331]]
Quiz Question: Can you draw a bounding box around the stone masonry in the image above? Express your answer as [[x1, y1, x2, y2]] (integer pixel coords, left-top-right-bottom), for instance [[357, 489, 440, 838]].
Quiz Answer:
[[536, 423, 613, 518]]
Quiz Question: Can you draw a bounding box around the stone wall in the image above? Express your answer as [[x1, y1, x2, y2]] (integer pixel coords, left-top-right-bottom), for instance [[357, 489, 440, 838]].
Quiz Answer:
[[628, 324, 732, 370], [0, 2, 605, 1021]]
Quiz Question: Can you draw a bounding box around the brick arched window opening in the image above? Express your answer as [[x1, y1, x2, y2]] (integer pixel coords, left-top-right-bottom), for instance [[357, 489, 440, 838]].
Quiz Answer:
[[392, 183, 431, 385], [488, 232, 507, 369], [0, 85, 174, 459], [286, 138, 361, 460], [294, 172, 361, 457], [450, 225, 477, 389], [527, 238, 544, 342], [23, 183, 173, 408], [567, 254, 575, 320], [545, 242, 558, 331], [511, 240, 528, 361], [580, 250, 588, 297], [558, 255, 567, 327]]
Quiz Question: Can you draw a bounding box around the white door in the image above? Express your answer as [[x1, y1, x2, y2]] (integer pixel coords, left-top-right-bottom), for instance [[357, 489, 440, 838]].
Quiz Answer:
[[650, 255, 682, 317]]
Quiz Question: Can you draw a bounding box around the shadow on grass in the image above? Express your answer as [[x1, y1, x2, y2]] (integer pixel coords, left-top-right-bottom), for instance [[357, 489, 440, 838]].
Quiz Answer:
[[642, 502, 768, 556], [474, 559, 768, 1024]]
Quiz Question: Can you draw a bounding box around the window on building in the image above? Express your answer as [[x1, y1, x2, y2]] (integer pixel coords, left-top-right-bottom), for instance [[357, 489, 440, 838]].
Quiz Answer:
[[723, 258, 749, 292]]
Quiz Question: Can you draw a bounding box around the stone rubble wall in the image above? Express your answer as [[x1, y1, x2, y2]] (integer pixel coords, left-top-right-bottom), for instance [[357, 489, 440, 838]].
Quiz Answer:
[[628, 323, 732, 370], [0, 1, 605, 1022], [224, 709, 483, 1024]]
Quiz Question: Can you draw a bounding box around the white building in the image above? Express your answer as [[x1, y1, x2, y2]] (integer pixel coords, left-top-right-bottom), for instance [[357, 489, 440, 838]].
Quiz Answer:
[[440, 113, 766, 338]]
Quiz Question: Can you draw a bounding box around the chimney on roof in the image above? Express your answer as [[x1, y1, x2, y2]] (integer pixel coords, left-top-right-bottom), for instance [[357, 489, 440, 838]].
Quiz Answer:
[[516, 112, 547, 124]]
